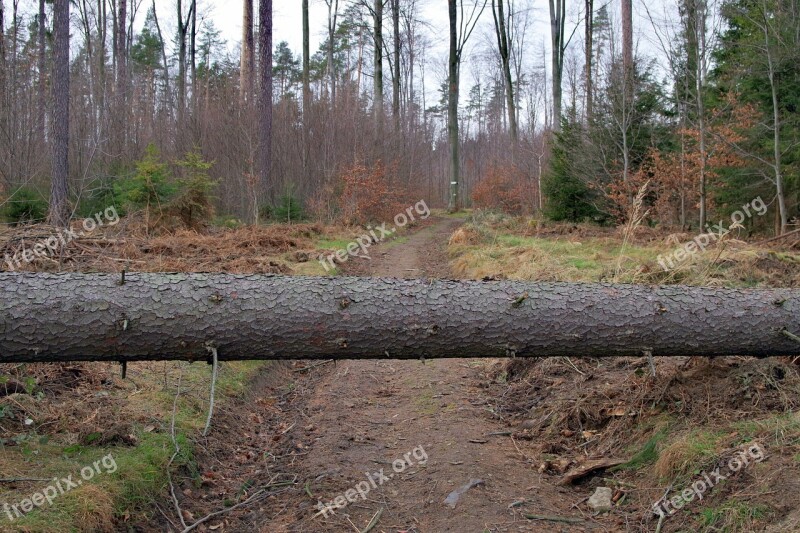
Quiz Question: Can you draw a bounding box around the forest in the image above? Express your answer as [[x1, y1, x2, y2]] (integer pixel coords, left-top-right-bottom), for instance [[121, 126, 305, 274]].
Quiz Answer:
[[1, 0, 800, 532], [0, 0, 797, 232]]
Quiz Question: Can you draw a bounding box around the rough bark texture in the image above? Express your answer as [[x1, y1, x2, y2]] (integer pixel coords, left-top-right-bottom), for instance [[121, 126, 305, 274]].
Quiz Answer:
[[373, 0, 384, 137], [38, 0, 46, 140], [585, 0, 593, 119], [302, 0, 310, 111], [392, 0, 401, 132], [257, 0, 273, 204], [240, 0, 253, 102], [0, 0, 4, 63], [621, 0, 633, 89], [116, 0, 126, 103], [47, 0, 70, 228], [1, 273, 798, 363]]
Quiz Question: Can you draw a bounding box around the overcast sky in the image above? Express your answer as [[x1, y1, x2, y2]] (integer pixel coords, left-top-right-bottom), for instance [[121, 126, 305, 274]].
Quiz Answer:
[[199, 0, 678, 82]]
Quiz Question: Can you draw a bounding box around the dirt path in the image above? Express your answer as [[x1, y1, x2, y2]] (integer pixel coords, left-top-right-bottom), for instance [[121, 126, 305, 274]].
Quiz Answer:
[[275, 217, 584, 532]]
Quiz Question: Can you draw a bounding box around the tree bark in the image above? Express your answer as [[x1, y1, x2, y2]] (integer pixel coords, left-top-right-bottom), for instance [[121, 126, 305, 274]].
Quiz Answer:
[[151, 0, 170, 111], [0, 0, 4, 65], [584, 0, 593, 120], [447, 0, 459, 212], [392, 0, 401, 133], [373, 0, 384, 139], [240, 0, 254, 104], [257, 0, 273, 210], [190, 0, 197, 115], [0, 0, 4, 113], [0, 273, 798, 362], [549, 0, 565, 131], [115, 0, 126, 150], [325, 0, 338, 103], [761, 3, 788, 235], [302, 0, 310, 110], [37, 0, 46, 141], [621, 0, 633, 82], [47, 0, 70, 228], [176, 0, 193, 126]]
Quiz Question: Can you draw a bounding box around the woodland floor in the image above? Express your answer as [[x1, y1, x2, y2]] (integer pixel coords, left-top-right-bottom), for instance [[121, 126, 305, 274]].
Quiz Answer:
[[172, 216, 602, 533], [1, 214, 799, 532], [149, 216, 800, 533]]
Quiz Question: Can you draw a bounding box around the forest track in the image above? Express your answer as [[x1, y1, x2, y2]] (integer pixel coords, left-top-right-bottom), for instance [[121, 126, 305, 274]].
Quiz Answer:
[[271, 217, 587, 532]]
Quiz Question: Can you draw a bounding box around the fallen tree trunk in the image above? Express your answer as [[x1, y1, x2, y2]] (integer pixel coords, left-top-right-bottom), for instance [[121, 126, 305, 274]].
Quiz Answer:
[[0, 273, 798, 362]]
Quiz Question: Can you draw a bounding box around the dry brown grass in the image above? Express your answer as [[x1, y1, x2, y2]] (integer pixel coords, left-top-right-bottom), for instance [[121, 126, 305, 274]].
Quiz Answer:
[[0, 222, 337, 274]]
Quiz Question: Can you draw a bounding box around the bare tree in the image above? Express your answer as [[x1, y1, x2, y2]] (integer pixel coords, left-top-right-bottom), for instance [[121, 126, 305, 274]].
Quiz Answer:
[[0, 0, 4, 65], [373, 0, 384, 135], [48, 0, 70, 227], [324, 0, 339, 102], [302, 0, 310, 110], [621, 0, 632, 82], [685, 0, 709, 229], [746, 0, 790, 234], [151, 0, 170, 107], [258, 0, 273, 216], [549, 0, 566, 131], [176, 0, 195, 124], [392, 0, 401, 132], [117, 0, 126, 103], [585, 0, 593, 119], [190, 0, 198, 114], [240, 0, 254, 103], [37, 0, 45, 141], [448, 0, 488, 212], [491, 0, 517, 142]]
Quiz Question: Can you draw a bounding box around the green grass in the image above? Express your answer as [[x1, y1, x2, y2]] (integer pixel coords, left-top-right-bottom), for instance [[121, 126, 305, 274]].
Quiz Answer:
[[699, 501, 772, 531], [0, 360, 270, 530], [616, 429, 669, 471], [0, 431, 193, 532], [453, 232, 665, 282]]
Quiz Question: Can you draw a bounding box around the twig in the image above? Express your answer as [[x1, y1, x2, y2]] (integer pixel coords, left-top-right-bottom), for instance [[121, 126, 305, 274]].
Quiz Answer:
[[756, 227, 800, 245], [0, 477, 51, 482], [782, 329, 800, 345], [167, 365, 189, 530], [292, 360, 334, 372], [203, 345, 219, 437], [180, 489, 267, 533], [655, 513, 666, 533], [524, 514, 584, 524], [361, 508, 383, 533], [564, 357, 585, 376]]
